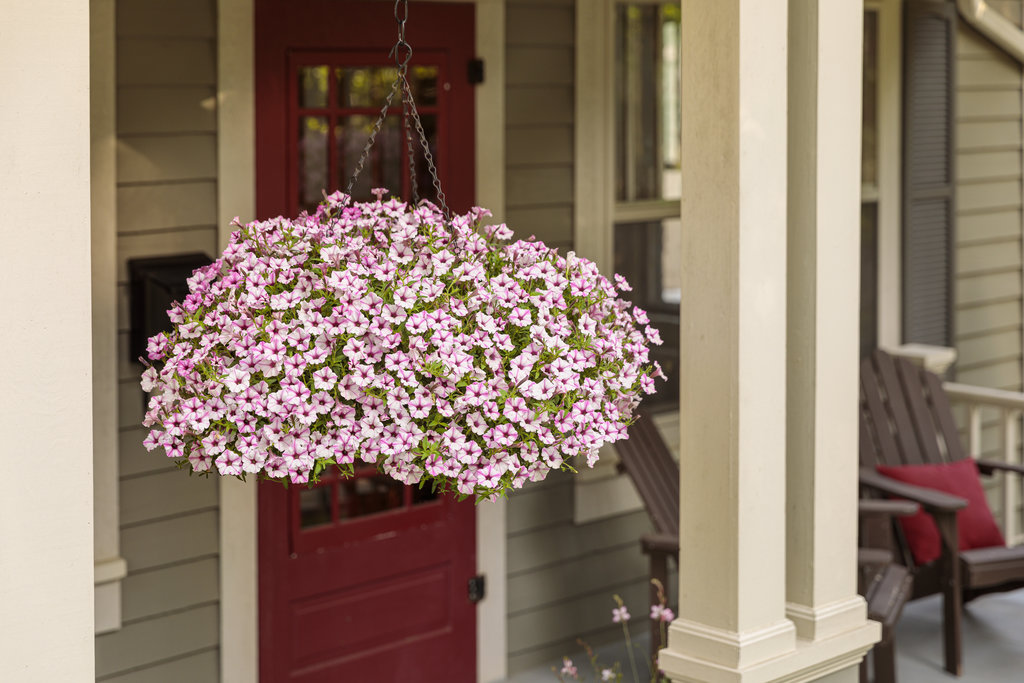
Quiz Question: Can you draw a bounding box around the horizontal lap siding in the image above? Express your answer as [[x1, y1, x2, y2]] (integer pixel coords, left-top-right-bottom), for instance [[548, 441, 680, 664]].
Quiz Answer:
[[506, 0, 575, 251], [505, 474, 654, 673], [955, 13, 1024, 530], [96, 1, 220, 679], [955, 21, 1022, 386]]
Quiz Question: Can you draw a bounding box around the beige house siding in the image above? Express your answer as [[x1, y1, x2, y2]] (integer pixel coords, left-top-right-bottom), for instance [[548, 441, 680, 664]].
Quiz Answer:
[[955, 14, 1024, 392], [954, 6, 1024, 527], [95, 1, 221, 680], [506, 0, 575, 252], [504, 0, 654, 672]]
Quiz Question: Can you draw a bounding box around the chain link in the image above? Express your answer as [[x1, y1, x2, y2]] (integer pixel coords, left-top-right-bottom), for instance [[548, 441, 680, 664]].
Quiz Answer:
[[403, 73, 449, 218], [341, 0, 450, 221]]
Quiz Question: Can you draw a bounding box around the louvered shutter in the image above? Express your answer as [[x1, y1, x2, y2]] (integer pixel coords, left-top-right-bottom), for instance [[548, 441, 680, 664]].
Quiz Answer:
[[902, 0, 956, 347]]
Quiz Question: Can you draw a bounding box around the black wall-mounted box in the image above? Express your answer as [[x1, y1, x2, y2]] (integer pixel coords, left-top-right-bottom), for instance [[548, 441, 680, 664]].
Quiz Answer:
[[128, 253, 213, 362]]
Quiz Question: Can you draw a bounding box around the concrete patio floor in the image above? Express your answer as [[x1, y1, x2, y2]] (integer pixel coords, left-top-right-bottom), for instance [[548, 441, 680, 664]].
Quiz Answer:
[[504, 589, 1024, 682], [895, 589, 1024, 682]]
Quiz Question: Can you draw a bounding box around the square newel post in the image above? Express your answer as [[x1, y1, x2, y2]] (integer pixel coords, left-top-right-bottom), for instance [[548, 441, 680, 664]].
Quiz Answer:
[[785, 0, 880, 661], [659, 1, 797, 680], [0, 0, 96, 680]]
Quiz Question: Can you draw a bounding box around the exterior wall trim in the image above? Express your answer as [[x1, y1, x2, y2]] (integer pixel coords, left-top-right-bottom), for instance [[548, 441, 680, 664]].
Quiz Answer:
[[90, 0, 127, 636], [957, 0, 1024, 63], [216, 2, 507, 680], [218, 1, 258, 680]]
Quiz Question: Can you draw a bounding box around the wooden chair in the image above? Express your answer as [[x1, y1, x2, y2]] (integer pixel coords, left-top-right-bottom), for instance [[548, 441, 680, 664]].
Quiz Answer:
[[615, 413, 680, 656], [617, 411, 916, 683], [858, 499, 918, 683], [859, 349, 1024, 676]]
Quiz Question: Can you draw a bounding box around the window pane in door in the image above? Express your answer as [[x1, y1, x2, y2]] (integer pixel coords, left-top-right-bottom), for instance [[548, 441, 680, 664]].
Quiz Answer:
[[337, 115, 403, 201], [338, 474, 406, 521], [298, 65, 329, 108], [298, 115, 329, 213], [410, 65, 440, 107], [298, 484, 334, 528], [336, 66, 399, 108], [412, 113, 440, 204]]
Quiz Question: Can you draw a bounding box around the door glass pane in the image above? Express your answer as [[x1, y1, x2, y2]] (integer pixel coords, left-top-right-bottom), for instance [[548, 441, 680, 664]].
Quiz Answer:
[[298, 484, 334, 528], [412, 113, 439, 203], [410, 66, 440, 107], [338, 474, 406, 520], [337, 115, 403, 202], [615, 3, 681, 202], [412, 485, 440, 505], [298, 115, 329, 213], [336, 66, 399, 108], [298, 65, 329, 108]]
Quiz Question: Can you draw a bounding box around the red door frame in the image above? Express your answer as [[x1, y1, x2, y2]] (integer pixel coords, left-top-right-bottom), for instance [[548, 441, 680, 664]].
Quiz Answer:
[[256, 0, 476, 218], [255, 2, 478, 680]]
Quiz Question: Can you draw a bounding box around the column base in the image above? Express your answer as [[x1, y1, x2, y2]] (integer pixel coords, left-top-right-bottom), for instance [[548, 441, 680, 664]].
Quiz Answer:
[[659, 620, 879, 683], [664, 618, 797, 671], [786, 596, 867, 641]]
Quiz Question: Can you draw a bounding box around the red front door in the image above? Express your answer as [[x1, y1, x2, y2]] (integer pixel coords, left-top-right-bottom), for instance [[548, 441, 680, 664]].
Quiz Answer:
[[255, 2, 477, 680]]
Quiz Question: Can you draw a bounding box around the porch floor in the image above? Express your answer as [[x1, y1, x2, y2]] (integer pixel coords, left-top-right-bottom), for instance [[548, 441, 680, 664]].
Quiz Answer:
[[503, 589, 1024, 682]]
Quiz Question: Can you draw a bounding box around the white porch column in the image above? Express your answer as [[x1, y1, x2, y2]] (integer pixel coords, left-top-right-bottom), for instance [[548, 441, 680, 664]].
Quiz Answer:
[[0, 1, 96, 681], [785, 0, 879, 655], [663, 1, 880, 681], [660, 1, 797, 680]]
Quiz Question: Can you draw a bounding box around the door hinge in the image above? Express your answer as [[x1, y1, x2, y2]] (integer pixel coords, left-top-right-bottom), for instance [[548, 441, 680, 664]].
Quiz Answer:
[[468, 59, 485, 85], [467, 574, 486, 603]]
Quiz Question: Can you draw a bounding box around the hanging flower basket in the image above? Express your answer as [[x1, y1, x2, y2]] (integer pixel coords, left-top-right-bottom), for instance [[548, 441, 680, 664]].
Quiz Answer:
[[140, 192, 663, 498]]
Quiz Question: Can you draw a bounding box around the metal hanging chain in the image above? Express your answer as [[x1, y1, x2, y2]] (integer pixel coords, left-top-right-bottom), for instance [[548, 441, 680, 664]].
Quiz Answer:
[[343, 0, 450, 220]]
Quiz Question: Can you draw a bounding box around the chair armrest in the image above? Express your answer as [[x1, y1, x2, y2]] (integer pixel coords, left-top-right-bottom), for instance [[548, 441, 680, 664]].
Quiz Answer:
[[858, 547, 894, 566], [976, 459, 1024, 477], [641, 532, 680, 555], [859, 499, 920, 518], [859, 467, 967, 514]]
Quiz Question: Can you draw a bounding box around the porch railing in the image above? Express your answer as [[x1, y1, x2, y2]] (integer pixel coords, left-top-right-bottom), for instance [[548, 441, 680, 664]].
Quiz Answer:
[[944, 381, 1024, 547]]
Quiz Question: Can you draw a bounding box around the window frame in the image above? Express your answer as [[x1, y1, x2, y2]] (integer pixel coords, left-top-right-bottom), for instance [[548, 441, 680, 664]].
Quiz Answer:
[[575, 0, 904, 523], [866, 0, 904, 349], [574, 0, 682, 522]]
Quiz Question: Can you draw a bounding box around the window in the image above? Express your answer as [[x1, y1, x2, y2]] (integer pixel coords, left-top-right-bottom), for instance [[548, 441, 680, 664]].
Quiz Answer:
[[861, 0, 903, 354], [574, 0, 681, 521], [612, 2, 681, 410]]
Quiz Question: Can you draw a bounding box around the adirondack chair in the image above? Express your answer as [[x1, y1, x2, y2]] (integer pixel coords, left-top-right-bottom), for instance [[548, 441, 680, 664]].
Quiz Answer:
[[858, 499, 917, 683], [859, 349, 1024, 676], [618, 412, 916, 683], [615, 414, 680, 655]]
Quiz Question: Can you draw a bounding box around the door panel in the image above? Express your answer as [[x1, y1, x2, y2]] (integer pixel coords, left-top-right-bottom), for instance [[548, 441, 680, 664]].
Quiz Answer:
[[256, 3, 477, 680]]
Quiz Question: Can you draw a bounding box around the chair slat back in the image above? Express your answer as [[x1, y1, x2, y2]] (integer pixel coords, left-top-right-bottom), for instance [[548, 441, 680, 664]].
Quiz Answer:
[[860, 350, 964, 468], [616, 413, 679, 538]]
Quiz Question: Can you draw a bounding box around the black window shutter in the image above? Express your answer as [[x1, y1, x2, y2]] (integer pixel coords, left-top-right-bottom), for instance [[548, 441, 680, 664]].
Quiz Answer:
[[902, 0, 956, 348]]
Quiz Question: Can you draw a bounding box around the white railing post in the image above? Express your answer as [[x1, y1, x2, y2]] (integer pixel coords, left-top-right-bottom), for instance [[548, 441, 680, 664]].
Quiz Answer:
[[944, 382, 1024, 546], [1004, 410, 1021, 545], [968, 404, 983, 458]]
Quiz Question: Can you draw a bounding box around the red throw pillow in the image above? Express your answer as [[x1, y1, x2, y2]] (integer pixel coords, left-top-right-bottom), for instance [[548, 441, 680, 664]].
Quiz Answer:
[[876, 459, 1005, 566]]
